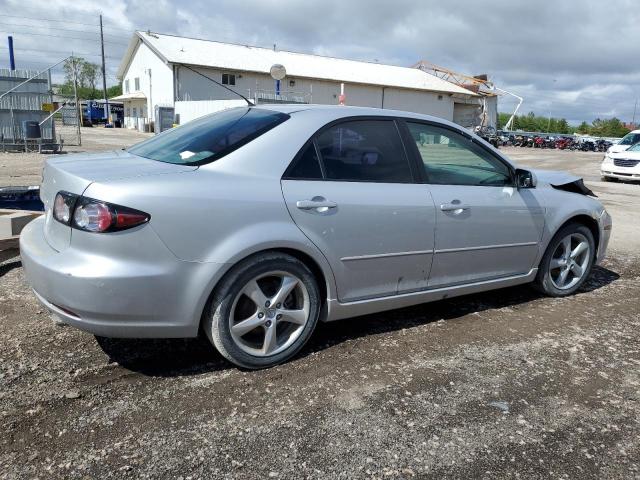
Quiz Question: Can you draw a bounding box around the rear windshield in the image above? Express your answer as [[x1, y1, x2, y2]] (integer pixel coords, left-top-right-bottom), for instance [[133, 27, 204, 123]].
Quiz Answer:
[[128, 107, 289, 165]]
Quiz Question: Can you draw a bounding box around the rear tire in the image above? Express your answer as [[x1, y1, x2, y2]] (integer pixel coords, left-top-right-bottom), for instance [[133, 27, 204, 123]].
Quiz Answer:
[[203, 252, 321, 369], [534, 223, 595, 297]]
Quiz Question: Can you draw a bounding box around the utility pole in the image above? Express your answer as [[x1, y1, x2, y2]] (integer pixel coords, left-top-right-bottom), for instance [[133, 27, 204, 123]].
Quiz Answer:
[[633, 98, 638, 128], [72, 55, 81, 145], [99, 14, 110, 125]]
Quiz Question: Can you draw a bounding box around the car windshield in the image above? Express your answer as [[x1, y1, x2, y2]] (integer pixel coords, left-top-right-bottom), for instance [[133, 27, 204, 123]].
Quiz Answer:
[[618, 132, 640, 146], [627, 142, 640, 152], [128, 107, 289, 165]]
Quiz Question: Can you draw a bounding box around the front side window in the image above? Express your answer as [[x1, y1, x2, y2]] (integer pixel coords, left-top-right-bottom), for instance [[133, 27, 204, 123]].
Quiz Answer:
[[128, 107, 289, 165], [407, 122, 512, 186], [315, 120, 412, 183]]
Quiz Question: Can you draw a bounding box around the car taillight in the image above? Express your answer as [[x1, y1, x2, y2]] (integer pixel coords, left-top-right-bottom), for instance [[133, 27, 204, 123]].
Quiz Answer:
[[53, 191, 150, 233], [53, 192, 77, 225]]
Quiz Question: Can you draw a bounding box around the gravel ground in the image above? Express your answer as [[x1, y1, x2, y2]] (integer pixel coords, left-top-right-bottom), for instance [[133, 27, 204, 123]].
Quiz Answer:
[[1, 144, 640, 479]]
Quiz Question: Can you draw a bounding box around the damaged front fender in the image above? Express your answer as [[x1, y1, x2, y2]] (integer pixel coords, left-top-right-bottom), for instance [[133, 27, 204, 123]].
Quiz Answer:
[[529, 169, 596, 197]]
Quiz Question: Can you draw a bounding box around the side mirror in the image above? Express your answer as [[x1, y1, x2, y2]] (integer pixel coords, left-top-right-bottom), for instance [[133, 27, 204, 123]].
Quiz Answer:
[[516, 169, 537, 189]]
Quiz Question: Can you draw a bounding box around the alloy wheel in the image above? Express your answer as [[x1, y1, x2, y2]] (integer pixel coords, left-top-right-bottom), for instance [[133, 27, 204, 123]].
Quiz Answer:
[[229, 271, 310, 357], [548, 233, 591, 290]]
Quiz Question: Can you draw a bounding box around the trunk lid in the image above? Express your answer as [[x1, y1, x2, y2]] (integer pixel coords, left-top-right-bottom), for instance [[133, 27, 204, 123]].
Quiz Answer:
[[41, 150, 196, 251]]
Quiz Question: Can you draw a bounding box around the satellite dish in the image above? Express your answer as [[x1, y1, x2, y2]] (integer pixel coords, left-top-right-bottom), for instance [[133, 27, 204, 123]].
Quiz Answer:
[[270, 64, 286, 80]]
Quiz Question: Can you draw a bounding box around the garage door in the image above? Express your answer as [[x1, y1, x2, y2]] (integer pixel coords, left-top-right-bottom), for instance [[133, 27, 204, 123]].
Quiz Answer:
[[453, 103, 480, 128]]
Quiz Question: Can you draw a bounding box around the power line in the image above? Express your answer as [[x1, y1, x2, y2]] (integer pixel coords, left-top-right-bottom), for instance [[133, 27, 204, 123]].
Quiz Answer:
[[0, 13, 134, 32], [0, 49, 120, 62], [0, 30, 129, 46], [0, 21, 128, 38], [0, 46, 119, 59]]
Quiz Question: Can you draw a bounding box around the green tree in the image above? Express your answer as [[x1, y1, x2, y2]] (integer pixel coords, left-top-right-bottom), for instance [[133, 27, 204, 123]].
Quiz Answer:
[[576, 121, 590, 134], [60, 56, 103, 99], [106, 84, 122, 98]]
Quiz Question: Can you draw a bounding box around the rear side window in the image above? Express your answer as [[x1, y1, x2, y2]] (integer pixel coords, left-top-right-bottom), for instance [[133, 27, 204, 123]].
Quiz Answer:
[[287, 143, 323, 180], [315, 120, 412, 183], [128, 107, 289, 165]]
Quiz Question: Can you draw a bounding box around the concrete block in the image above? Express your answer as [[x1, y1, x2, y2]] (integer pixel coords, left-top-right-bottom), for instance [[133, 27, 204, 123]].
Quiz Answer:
[[0, 210, 39, 239]]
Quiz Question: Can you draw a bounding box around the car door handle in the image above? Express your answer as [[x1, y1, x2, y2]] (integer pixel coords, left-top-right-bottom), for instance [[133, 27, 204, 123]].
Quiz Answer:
[[440, 203, 470, 212], [296, 199, 338, 210]]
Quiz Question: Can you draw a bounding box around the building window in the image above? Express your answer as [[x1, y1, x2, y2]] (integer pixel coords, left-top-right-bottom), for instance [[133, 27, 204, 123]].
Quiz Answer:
[[125, 79, 130, 93], [222, 73, 236, 86], [126, 108, 130, 117], [134, 77, 140, 90], [133, 107, 137, 118]]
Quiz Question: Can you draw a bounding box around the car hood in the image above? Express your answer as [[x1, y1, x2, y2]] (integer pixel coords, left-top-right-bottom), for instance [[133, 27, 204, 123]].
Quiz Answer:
[[529, 169, 596, 197], [607, 144, 630, 154], [609, 149, 640, 159]]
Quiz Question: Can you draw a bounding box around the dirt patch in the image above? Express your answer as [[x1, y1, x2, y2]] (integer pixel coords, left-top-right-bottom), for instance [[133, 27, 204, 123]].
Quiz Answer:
[[1, 147, 640, 479]]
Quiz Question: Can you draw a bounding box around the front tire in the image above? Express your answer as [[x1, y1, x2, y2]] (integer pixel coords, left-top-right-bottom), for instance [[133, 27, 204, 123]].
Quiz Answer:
[[534, 223, 595, 297], [204, 252, 321, 369]]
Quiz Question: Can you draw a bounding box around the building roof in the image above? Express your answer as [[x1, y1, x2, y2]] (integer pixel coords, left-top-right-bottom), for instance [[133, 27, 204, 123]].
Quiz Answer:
[[110, 91, 146, 101], [117, 31, 477, 97]]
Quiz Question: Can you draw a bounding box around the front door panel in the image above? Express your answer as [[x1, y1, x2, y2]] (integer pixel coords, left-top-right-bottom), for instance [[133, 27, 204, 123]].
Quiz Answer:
[[428, 184, 545, 287]]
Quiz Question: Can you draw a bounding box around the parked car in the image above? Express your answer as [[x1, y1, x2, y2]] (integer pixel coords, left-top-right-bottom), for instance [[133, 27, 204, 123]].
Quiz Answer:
[[607, 129, 640, 154], [601, 141, 640, 182], [474, 126, 500, 148], [20, 105, 612, 369]]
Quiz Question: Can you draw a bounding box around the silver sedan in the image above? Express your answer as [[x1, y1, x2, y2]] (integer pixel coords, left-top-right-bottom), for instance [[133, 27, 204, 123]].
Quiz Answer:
[[20, 105, 612, 368]]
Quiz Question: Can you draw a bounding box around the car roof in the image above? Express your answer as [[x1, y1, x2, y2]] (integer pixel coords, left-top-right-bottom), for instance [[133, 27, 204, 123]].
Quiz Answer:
[[254, 103, 464, 131]]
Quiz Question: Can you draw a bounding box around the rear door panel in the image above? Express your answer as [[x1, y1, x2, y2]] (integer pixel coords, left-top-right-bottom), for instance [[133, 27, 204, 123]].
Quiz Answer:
[[282, 180, 436, 302]]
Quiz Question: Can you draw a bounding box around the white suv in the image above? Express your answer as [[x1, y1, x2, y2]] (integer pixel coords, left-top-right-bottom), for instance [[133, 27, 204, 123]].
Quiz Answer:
[[602, 140, 640, 182]]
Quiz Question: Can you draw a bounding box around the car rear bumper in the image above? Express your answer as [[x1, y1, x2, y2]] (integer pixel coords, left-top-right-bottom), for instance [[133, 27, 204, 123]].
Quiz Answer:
[[19, 216, 225, 338]]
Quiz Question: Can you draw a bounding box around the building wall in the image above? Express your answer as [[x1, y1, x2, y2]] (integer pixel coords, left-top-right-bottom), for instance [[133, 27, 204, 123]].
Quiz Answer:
[[120, 41, 174, 125], [173, 65, 459, 122], [0, 69, 52, 140], [175, 99, 248, 124]]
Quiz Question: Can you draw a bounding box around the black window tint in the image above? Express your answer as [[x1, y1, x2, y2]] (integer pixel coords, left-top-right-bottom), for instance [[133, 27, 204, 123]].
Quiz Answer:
[[407, 122, 512, 187], [128, 107, 288, 165], [287, 143, 323, 179], [316, 120, 412, 183]]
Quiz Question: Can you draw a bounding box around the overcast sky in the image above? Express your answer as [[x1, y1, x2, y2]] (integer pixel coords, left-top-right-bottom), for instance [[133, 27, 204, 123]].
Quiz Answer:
[[1, 0, 638, 124]]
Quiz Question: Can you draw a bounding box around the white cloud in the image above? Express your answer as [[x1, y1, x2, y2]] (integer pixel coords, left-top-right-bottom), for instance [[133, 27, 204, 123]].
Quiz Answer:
[[1, 0, 638, 124]]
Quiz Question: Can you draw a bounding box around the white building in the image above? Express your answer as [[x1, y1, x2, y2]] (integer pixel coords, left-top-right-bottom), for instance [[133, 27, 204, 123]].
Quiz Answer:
[[114, 31, 489, 131]]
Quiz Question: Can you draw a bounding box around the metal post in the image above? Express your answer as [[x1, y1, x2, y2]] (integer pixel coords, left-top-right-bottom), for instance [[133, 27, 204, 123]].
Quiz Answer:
[[72, 56, 81, 146], [99, 15, 109, 124], [8, 36, 15, 70], [47, 67, 55, 142]]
